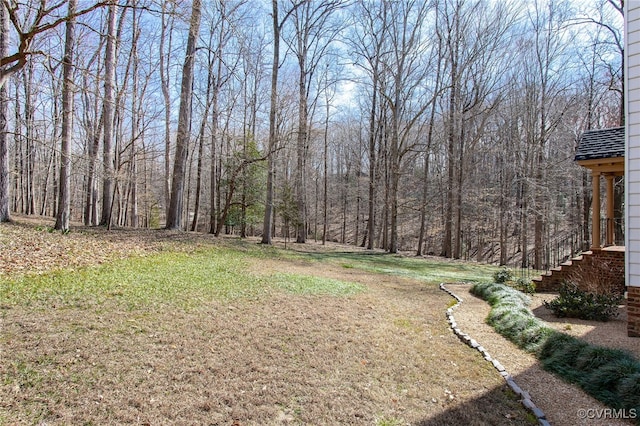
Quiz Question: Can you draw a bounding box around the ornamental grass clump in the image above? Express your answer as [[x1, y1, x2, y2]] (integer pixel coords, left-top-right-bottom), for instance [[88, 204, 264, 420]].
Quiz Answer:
[[583, 358, 640, 409], [470, 282, 503, 300], [538, 332, 591, 381], [487, 305, 549, 353], [471, 282, 547, 352], [516, 324, 555, 353], [618, 372, 640, 414]]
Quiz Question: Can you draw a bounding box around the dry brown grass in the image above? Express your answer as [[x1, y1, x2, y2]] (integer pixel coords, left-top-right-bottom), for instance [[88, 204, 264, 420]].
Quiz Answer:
[[0, 217, 534, 425]]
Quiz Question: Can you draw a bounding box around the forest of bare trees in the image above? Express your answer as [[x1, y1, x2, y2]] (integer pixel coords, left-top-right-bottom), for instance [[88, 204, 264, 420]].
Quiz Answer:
[[0, 0, 624, 267]]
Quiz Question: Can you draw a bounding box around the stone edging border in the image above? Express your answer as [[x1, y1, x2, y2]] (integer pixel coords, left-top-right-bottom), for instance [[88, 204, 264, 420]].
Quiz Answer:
[[439, 283, 551, 426]]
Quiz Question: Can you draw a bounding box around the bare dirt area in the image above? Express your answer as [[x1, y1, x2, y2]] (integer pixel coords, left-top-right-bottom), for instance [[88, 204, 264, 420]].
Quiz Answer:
[[530, 293, 640, 359], [0, 217, 534, 425]]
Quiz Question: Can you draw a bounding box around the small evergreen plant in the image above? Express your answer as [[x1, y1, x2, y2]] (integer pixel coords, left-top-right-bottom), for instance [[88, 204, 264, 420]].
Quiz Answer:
[[515, 277, 536, 295], [493, 267, 513, 284], [543, 282, 622, 322]]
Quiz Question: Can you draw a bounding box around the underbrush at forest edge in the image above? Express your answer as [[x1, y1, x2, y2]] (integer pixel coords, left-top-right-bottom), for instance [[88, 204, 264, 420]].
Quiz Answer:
[[471, 282, 640, 421]]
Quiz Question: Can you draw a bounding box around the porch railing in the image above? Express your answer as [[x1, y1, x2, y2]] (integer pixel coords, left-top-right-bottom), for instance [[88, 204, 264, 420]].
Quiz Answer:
[[516, 217, 625, 280], [517, 225, 588, 279], [601, 217, 625, 247]]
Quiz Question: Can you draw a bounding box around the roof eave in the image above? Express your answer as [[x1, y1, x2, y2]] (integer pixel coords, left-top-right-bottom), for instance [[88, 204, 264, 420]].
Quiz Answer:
[[576, 156, 625, 174]]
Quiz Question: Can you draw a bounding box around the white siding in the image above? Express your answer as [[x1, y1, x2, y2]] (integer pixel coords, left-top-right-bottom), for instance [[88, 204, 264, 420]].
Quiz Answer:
[[627, 3, 640, 288]]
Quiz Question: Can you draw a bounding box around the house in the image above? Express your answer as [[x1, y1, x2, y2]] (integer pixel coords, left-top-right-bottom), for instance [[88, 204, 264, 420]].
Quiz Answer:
[[625, 1, 640, 337]]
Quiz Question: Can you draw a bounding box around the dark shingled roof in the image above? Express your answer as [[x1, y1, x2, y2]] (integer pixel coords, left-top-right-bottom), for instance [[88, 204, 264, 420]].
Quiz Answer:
[[575, 126, 625, 161]]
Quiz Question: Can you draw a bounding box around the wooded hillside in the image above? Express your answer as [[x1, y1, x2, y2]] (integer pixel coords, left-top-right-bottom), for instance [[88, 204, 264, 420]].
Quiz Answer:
[[0, 0, 624, 267]]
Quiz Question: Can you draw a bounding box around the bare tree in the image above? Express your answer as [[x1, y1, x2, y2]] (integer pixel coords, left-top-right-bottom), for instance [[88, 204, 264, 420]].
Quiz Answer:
[[349, 0, 389, 250], [159, 0, 177, 221], [417, 23, 444, 256], [0, 1, 9, 222], [286, 0, 344, 243], [380, 0, 434, 253], [166, 0, 202, 230], [54, 0, 77, 232], [0, 0, 108, 89], [261, 0, 304, 244], [527, 0, 576, 269], [99, 1, 117, 226]]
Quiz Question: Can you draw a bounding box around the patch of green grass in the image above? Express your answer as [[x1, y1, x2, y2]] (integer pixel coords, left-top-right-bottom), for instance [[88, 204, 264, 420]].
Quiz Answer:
[[375, 415, 405, 426], [1, 243, 378, 311], [270, 273, 365, 296], [299, 251, 498, 284], [6, 359, 44, 389], [1, 247, 269, 310]]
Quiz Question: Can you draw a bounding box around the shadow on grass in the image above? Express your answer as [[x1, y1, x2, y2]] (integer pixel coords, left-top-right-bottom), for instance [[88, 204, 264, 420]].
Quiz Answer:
[[414, 383, 537, 425], [530, 291, 640, 363], [468, 283, 640, 425], [416, 366, 637, 425]]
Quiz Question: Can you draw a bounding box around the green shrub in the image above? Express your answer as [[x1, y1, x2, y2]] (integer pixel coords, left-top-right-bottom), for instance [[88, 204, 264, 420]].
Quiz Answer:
[[514, 277, 536, 295], [493, 267, 513, 284], [543, 282, 623, 321]]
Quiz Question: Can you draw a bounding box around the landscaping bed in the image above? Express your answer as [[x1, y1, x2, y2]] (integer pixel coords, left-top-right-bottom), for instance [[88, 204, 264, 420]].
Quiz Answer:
[[471, 282, 640, 424]]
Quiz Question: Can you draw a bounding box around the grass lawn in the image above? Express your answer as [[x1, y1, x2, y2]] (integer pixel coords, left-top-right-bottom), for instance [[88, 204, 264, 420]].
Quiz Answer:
[[0, 220, 536, 425]]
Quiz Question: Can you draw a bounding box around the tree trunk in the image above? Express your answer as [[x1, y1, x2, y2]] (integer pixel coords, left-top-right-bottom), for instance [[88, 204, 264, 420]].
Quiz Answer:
[[261, 0, 281, 245], [23, 64, 35, 215], [166, 0, 202, 230], [128, 4, 140, 228], [100, 1, 117, 226], [366, 75, 378, 250], [0, 2, 9, 222], [295, 45, 308, 244], [54, 0, 77, 232], [443, 82, 456, 258], [191, 130, 205, 232], [160, 2, 174, 222]]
